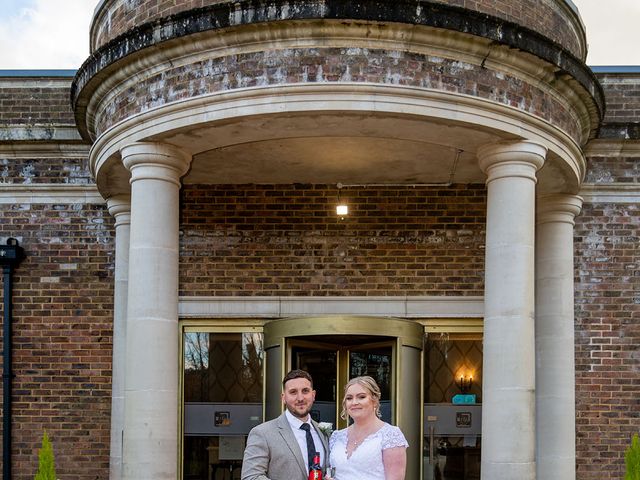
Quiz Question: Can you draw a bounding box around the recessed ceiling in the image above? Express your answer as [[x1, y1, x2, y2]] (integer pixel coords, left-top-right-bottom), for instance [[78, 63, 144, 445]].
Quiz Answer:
[[154, 112, 508, 185]]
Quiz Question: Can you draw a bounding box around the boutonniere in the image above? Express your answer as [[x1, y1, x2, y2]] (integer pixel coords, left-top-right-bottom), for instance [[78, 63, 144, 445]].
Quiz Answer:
[[318, 422, 333, 437]]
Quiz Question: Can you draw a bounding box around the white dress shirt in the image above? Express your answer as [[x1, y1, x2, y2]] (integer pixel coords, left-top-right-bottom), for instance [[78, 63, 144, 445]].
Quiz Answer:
[[285, 409, 325, 472]]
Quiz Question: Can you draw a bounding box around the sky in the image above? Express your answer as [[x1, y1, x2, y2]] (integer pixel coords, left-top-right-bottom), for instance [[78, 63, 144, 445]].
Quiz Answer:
[[0, 0, 638, 69]]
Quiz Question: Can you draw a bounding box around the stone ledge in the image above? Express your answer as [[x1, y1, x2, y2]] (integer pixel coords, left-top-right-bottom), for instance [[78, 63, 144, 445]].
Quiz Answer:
[[0, 184, 104, 204], [73, 0, 604, 130], [0, 142, 89, 158], [579, 183, 640, 204], [178, 295, 484, 318], [0, 125, 84, 142]]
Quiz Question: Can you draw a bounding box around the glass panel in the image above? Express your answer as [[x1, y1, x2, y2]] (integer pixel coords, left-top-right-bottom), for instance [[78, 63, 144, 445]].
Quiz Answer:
[[291, 346, 337, 426], [349, 346, 392, 423], [183, 332, 264, 480], [424, 335, 482, 480]]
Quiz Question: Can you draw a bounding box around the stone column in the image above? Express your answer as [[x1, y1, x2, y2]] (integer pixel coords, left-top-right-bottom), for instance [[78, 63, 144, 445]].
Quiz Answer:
[[120, 142, 191, 480], [535, 194, 583, 480], [477, 140, 546, 480], [106, 195, 131, 480]]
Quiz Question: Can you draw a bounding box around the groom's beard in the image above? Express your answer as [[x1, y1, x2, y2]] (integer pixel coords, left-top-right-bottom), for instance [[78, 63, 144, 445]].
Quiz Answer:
[[286, 401, 313, 419]]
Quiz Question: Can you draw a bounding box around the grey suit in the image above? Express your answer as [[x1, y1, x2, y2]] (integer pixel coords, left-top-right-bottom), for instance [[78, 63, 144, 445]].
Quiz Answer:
[[241, 413, 329, 480]]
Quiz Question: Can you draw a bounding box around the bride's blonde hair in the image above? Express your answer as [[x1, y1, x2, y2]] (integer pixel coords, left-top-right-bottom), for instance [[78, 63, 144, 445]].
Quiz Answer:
[[340, 376, 382, 420]]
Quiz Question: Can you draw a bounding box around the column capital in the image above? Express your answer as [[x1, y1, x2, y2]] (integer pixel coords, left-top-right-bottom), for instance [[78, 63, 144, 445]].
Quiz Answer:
[[477, 140, 547, 184], [120, 142, 191, 187], [537, 194, 583, 226], [107, 195, 132, 228]]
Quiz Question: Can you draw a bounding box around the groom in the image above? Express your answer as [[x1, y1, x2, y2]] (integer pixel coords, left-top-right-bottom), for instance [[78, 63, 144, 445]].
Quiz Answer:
[[241, 369, 329, 480]]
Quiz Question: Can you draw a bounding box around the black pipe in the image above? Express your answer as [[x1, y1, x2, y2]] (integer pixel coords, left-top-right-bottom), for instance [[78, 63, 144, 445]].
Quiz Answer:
[[1, 238, 25, 480]]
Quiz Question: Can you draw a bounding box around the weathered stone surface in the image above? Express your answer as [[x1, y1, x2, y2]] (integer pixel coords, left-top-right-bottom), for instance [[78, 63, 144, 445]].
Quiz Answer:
[[74, 0, 603, 126], [91, 47, 583, 142], [91, 0, 586, 59]]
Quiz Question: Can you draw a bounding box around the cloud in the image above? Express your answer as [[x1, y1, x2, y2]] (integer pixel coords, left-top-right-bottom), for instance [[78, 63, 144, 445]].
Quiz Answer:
[[0, 0, 98, 69], [0, 0, 638, 69], [572, 0, 640, 65]]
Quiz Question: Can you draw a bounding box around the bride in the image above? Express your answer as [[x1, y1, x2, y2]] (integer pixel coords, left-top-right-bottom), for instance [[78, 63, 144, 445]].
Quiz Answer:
[[326, 376, 408, 480]]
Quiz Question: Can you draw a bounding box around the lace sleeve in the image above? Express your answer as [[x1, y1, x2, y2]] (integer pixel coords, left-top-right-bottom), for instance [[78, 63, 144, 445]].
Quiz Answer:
[[329, 430, 341, 450], [380, 424, 409, 450]]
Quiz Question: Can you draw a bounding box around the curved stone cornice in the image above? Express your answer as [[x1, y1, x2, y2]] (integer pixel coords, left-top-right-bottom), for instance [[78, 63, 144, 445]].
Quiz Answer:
[[76, 20, 595, 147], [72, 0, 604, 136], [89, 83, 586, 197]]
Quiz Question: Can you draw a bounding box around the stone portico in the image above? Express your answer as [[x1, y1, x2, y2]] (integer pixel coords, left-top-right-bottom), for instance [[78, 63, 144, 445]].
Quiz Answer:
[[71, 1, 602, 479]]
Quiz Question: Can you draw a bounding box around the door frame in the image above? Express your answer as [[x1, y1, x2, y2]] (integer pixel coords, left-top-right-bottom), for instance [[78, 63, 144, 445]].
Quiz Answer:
[[287, 337, 397, 430], [263, 316, 424, 480]]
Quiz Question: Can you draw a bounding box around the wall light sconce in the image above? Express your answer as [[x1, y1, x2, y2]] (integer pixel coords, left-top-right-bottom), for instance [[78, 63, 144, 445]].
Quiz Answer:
[[336, 184, 348, 218], [456, 373, 473, 393]]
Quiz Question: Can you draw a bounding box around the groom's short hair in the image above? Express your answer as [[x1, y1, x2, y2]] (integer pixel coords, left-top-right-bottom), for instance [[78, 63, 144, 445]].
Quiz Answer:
[[282, 369, 313, 389]]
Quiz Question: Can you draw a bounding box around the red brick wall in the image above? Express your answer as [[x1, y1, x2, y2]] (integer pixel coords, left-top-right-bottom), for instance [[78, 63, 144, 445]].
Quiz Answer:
[[90, 0, 585, 59], [0, 82, 75, 125], [597, 73, 640, 124], [0, 147, 112, 479], [0, 158, 91, 185], [0, 201, 114, 480], [574, 159, 640, 479], [179, 184, 487, 296]]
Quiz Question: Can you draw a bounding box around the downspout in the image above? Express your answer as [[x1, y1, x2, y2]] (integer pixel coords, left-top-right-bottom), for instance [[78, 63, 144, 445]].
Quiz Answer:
[[1, 238, 25, 480]]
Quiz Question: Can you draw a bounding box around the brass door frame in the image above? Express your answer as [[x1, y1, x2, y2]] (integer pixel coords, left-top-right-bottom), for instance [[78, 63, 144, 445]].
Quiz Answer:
[[263, 316, 424, 480], [287, 337, 397, 430], [179, 319, 265, 480]]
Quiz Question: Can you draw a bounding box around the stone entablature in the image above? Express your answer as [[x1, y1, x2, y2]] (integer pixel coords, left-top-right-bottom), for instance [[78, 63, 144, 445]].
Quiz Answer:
[[75, 1, 603, 141], [90, 46, 584, 144], [90, 0, 587, 60]]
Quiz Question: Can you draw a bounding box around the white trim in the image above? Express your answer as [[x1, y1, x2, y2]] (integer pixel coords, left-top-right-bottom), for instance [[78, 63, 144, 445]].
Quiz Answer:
[[0, 78, 73, 88], [0, 143, 89, 158], [178, 296, 484, 318], [0, 126, 84, 142], [584, 140, 640, 157], [579, 183, 640, 204], [0, 184, 105, 204]]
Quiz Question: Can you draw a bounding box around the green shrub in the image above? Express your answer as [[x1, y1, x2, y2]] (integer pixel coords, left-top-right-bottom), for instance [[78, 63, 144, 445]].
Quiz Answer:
[[626, 434, 640, 480], [34, 431, 56, 480]]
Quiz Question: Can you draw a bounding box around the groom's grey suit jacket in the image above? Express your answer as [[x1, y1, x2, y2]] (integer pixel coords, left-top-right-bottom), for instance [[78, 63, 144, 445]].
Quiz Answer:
[[241, 412, 329, 480]]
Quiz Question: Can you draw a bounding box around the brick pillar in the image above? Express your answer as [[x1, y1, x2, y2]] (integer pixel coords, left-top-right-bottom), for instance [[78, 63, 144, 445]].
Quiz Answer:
[[536, 194, 583, 480], [477, 140, 546, 480], [106, 195, 131, 480], [120, 142, 191, 480]]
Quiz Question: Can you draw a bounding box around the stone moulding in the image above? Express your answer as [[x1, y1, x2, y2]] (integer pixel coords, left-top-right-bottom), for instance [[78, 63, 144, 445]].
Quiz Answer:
[[72, 0, 604, 135], [87, 83, 586, 196], [579, 183, 640, 204], [0, 184, 103, 204], [79, 20, 595, 146], [177, 295, 485, 318]]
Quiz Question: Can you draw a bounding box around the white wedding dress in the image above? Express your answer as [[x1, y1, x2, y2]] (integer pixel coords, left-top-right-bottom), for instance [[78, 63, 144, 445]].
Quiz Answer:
[[328, 423, 408, 480]]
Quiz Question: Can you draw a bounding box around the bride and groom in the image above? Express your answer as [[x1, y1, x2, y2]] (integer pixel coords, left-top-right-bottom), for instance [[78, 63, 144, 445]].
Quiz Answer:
[[241, 369, 408, 480]]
